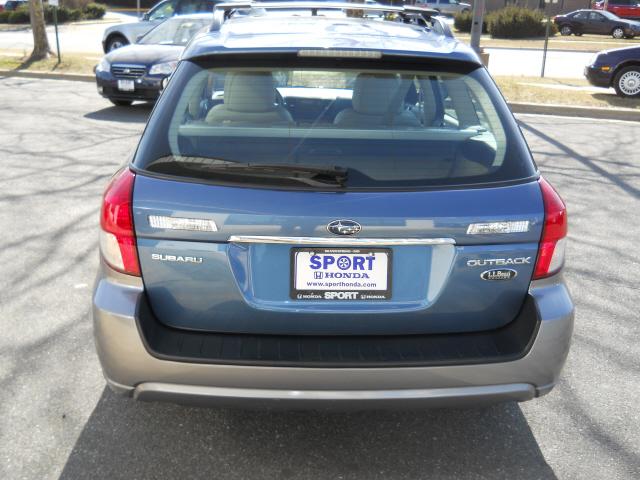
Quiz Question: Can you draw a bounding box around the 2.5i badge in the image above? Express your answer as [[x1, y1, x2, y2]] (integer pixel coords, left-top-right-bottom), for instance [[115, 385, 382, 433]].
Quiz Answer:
[[481, 269, 517, 281]]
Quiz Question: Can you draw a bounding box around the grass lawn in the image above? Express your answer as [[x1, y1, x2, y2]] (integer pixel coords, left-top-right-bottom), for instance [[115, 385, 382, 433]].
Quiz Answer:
[[0, 53, 98, 75], [495, 76, 640, 110], [455, 33, 640, 52]]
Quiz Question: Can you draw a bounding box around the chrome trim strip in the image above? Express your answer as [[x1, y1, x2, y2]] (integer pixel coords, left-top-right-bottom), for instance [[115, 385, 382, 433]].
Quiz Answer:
[[228, 235, 455, 246]]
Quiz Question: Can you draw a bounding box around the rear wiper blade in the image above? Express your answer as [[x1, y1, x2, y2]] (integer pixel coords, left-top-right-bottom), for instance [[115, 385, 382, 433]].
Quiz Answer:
[[155, 157, 349, 187]]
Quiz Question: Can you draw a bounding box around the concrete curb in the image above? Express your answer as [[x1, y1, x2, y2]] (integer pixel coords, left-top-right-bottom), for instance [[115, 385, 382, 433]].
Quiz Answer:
[[1, 69, 638, 121], [509, 101, 640, 122], [0, 69, 94, 83]]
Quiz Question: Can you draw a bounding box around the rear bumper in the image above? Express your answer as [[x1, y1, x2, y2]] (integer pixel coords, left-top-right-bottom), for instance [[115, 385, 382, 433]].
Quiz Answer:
[[93, 265, 574, 409]]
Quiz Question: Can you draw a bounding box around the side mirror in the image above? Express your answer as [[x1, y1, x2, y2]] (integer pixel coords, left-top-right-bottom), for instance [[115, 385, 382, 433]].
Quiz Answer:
[[142, 12, 150, 21]]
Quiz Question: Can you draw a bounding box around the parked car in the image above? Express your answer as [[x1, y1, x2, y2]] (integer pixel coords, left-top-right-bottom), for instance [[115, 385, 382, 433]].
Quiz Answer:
[[584, 45, 640, 96], [96, 14, 212, 106], [101, 0, 221, 52], [554, 9, 640, 38], [414, 0, 470, 16], [593, 0, 640, 20], [93, 2, 573, 409], [2, 0, 27, 11]]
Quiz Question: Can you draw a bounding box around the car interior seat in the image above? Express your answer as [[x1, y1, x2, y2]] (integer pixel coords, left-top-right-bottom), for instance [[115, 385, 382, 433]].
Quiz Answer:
[[205, 71, 293, 126], [333, 73, 421, 128]]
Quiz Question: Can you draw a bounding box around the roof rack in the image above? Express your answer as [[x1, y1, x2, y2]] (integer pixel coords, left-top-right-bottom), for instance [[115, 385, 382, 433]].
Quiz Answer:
[[211, 2, 454, 38]]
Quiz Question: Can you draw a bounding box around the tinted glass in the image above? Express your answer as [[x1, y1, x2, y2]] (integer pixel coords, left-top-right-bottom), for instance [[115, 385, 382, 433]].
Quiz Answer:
[[600, 10, 620, 19], [140, 17, 210, 45], [148, 1, 175, 21], [176, 0, 211, 14], [135, 59, 536, 190]]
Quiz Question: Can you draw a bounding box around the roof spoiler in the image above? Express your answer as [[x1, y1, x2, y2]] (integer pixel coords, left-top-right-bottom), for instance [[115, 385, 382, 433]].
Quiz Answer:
[[211, 1, 454, 38]]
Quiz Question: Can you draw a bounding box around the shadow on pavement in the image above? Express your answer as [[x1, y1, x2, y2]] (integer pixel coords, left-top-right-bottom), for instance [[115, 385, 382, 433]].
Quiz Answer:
[[84, 104, 153, 124], [591, 93, 640, 109], [59, 388, 556, 479]]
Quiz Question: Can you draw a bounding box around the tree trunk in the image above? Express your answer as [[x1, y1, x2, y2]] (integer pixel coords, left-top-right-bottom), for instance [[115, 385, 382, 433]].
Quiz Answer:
[[29, 0, 51, 61]]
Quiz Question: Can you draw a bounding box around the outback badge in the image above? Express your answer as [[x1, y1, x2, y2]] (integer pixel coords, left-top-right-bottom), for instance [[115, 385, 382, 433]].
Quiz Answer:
[[481, 269, 517, 281]]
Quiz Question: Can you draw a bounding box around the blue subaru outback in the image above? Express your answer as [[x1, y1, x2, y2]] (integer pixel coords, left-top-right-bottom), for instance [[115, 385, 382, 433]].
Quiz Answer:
[[93, 2, 574, 408]]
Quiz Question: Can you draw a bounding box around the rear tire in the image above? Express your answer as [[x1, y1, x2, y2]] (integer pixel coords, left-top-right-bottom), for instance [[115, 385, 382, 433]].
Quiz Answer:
[[106, 35, 128, 52], [109, 99, 133, 107], [613, 66, 640, 98], [560, 25, 572, 36], [574, 32, 583, 36], [612, 27, 625, 39]]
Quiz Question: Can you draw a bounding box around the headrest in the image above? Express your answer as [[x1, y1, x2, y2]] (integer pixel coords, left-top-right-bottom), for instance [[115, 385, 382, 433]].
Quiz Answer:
[[223, 72, 277, 113], [351, 74, 403, 116]]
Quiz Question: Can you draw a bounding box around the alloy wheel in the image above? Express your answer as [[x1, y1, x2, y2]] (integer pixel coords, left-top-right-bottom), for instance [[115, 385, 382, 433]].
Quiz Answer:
[[618, 70, 640, 96]]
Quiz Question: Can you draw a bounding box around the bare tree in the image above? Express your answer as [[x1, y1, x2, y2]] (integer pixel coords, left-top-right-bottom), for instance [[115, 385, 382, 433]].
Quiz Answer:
[[28, 0, 51, 60]]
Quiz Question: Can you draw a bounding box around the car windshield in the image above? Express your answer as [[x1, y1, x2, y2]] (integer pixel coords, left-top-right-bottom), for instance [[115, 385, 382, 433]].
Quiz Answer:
[[134, 58, 536, 190], [139, 17, 210, 46]]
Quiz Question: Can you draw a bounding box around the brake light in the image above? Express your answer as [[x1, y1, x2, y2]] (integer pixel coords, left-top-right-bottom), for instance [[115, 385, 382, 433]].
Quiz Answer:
[[99, 168, 140, 276], [533, 177, 567, 280]]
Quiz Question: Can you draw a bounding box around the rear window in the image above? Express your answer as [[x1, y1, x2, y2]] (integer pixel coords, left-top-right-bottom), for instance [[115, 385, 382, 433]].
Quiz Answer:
[[134, 58, 536, 190]]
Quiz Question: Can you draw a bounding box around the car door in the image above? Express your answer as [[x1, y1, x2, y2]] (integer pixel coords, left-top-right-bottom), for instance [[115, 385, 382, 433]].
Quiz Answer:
[[611, 0, 631, 18], [588, 11, 610, 33], [570, 11, 588, 33]]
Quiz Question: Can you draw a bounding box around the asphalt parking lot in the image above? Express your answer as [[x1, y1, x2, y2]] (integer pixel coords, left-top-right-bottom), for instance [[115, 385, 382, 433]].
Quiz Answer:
[[0, 77, 638, 480]]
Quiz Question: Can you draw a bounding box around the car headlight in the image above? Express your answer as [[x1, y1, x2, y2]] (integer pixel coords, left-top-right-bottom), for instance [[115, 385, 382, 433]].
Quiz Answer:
[[95, 57, 110, 73], [149, 61, 178, 76]]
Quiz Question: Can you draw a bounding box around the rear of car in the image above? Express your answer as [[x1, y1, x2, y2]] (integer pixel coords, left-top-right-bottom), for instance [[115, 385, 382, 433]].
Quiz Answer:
[[93, 12, 573, 408]]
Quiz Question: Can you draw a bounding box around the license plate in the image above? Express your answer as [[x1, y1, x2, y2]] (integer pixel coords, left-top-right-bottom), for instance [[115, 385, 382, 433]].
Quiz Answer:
[[291, 248, 392, 300], [117, 79, 135, 92]]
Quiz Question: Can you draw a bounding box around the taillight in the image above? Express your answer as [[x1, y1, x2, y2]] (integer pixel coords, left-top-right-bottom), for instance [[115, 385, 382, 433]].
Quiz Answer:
[[533, 177, 567, 280], [99, 168, 140, 276]]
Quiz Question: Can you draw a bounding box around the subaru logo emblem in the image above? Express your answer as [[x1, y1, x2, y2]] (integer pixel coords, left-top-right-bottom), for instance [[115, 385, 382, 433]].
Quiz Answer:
[[327, 219, 361, 236], [123, 68, 130, 74]]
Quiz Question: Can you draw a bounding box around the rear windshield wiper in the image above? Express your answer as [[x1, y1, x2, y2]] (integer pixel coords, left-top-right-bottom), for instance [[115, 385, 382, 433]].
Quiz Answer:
[[147, 157, 348, 188]]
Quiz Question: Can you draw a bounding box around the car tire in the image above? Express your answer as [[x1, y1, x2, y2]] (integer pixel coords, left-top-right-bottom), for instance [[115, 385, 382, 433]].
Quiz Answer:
[[106, 35, 128, 52], [560, 25, 572, 36], [574, 32, 583, 36], [461, 8, 469, 13], [612, 27, 625, 39], [109, 99, 133, 107], [613, 66, 640, 97]]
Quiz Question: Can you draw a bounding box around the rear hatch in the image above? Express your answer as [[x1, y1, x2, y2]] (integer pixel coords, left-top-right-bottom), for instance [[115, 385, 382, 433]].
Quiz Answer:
[[130, 56, 541, 335]]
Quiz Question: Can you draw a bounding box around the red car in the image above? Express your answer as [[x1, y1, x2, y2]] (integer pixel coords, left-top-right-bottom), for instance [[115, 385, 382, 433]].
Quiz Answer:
[[593, 0, 640, 20]]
